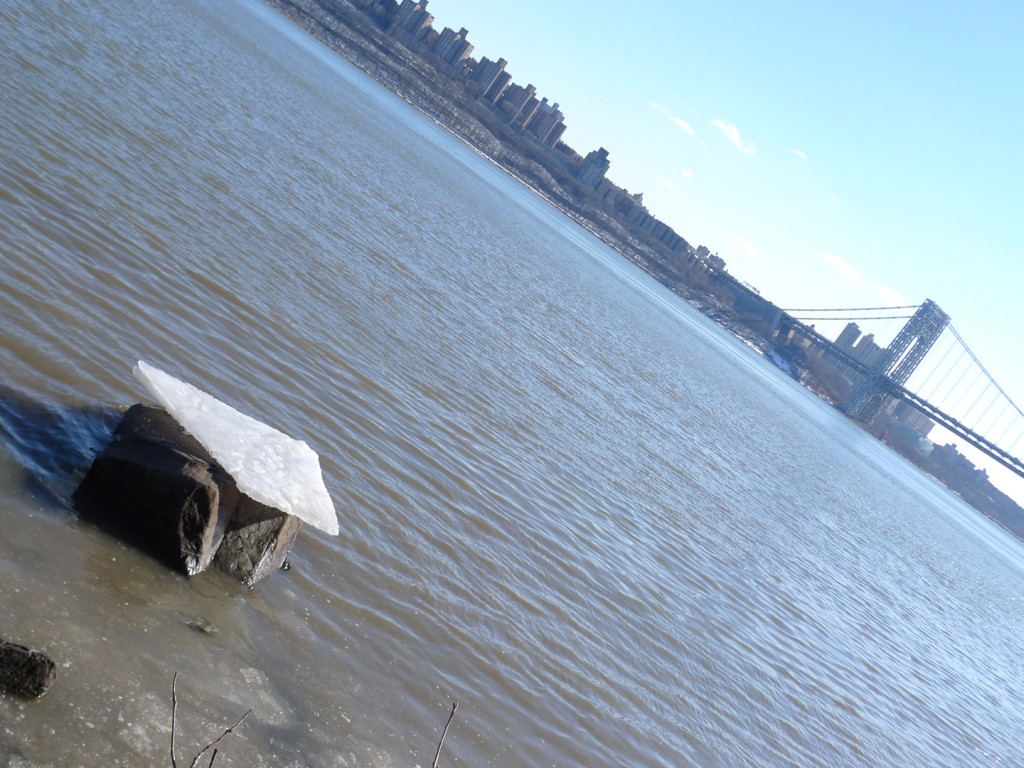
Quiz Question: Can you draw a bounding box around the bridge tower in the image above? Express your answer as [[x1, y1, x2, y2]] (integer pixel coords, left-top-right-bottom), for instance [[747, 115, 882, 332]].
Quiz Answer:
[[844, 299, 950, 425]]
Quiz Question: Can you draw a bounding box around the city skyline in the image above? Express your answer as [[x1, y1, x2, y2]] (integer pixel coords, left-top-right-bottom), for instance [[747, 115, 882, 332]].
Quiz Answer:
[[423, 0, 1024, 441]]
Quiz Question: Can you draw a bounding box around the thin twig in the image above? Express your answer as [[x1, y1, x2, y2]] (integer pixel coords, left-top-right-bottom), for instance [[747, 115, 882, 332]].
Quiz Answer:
[[188, 708, 253, 768], [171, 672, 179, 768], [432, 701, 458, 768]]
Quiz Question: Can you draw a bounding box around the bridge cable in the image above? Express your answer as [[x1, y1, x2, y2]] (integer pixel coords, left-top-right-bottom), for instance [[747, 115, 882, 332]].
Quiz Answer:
[[779, 304, 922, 312], [960, 382, 994, 428], [990, 401, 1018, 444], [915, 334, 963, 402], [787, 314, 915, 321], [935, 345, 977, 406], [949, 324, 1024, 422]]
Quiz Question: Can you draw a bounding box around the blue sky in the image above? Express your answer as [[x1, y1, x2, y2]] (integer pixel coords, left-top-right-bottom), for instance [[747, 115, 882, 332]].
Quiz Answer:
[[425, 0, 1024, 484]]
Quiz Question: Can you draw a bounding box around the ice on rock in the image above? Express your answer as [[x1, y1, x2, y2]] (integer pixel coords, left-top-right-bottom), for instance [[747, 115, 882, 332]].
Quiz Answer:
[[133, 361, 339, 535]]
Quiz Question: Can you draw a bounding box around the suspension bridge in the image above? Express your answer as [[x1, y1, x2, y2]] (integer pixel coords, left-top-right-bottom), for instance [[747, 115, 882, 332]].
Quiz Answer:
[[768, 300, 1024, 481]]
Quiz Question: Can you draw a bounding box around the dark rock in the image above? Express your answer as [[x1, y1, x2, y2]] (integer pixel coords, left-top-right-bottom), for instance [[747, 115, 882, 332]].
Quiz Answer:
[[74, 405, 232, 575], [215, 496, 302, 588], [0, 640, 56, 698], [73, 404, 300, 585]]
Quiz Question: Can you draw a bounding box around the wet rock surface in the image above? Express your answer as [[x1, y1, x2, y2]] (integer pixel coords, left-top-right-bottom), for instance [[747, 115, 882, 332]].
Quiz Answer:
[[74, 404, 300, 586], [0, 640, 56, 698]]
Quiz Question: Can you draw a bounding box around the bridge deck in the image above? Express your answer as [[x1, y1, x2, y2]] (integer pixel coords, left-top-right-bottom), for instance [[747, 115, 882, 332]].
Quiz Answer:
[[777, 315, 1024, 480]]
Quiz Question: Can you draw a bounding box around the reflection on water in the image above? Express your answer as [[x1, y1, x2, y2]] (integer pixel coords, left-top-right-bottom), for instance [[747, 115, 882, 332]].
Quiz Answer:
[[0, 386, 122, 509]]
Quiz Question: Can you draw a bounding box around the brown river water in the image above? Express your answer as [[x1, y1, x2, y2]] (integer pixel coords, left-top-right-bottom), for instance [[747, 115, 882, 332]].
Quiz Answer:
[[2, 0, 1024, 765]]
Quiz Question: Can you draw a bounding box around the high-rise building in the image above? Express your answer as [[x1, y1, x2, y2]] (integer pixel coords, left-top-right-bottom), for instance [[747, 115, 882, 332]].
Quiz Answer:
[[578, 148, 611, 187], [484, 70, 511, 102], [891, 400, 935, 437], [433, 27, 473, 72], [854, 334, 884, 366], [393, 0, 422, 27], [469, 57, 508, 95], [835, 322, 861, 351], [499, 82, 537, 124], [545, 122, 567, 147], [391, 0, 433, 46], [526, 98, 564, 146], [513, 95, 539, 128]]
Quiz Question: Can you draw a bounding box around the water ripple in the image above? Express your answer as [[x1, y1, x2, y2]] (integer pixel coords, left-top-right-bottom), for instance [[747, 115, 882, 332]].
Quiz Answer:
[[3, 0, 1024, 765]]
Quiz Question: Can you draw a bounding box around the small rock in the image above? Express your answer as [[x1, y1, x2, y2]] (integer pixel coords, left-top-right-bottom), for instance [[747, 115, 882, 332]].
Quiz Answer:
[[0, 639, 56, 698], [184, 617, 218, 635]]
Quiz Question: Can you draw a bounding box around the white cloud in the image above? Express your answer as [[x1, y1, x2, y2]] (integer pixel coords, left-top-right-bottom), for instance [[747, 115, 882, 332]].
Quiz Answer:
[[874, 284, 909, 307], [731, 234, 760, 259], [650, 101, 695, 135], [790, 148, 807, 160], [680, 168, 694, 179], [820, 251, 861, 284], [657, 175, 679, 192], [710, 118, 757, 156]]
